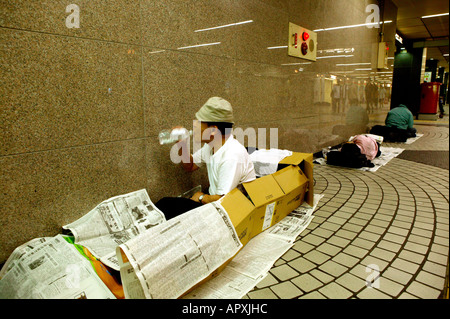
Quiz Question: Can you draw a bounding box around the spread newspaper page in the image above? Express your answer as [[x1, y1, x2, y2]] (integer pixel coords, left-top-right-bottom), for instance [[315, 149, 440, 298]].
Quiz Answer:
[[0, 235, 115, 299], [63, 189, 165, 271], [117, 201, 242, 299], [182, 194, 323, 299]]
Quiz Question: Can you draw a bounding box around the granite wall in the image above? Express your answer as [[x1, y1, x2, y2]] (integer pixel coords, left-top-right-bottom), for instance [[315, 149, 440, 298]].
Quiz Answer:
[[0, 0, 396, 263]]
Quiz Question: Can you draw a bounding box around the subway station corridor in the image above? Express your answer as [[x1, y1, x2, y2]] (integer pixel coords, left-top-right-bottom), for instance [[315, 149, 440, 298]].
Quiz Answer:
[[246, 122, 449, 299], [1, 0, 449, 302]]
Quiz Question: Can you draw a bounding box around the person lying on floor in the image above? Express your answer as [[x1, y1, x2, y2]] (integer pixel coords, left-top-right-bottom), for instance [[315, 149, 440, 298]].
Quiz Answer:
[[369, 104, 417, 142], [327, 135, 381, 168]]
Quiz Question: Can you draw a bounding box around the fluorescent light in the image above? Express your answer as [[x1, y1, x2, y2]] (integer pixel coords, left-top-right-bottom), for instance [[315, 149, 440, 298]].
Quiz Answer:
[[316, 55, 354, 59], [314, 20, 392, 32], [194, 20, 253, 32], [267, 46, 288, 50], [149, 50, 166, 54], [444, 54, 449, 57], [281, 62, 312, 66], [318, 48, 355, 54], [336, 63, 371, 66], [355, 68, 373, 71], [421, 13, 449, 19], [177, 42, 221, 50]]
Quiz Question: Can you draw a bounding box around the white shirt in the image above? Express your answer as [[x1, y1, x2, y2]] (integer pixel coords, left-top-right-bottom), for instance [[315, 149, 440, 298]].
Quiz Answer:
[[192, 135, 256, 196]]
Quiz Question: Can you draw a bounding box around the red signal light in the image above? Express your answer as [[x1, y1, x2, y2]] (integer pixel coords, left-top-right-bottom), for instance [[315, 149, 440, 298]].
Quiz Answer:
[[301, 42, 308, 55], [302, 32, 310, 41]]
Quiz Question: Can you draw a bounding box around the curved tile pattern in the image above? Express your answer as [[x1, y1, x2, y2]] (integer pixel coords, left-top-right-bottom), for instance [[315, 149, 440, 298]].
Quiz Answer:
[[246, 158, 449, 299]]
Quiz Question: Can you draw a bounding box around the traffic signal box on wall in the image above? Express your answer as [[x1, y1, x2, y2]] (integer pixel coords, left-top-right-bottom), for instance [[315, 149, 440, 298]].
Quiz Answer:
[[288, 22, 317, 62], [377, 41, 390, 69]]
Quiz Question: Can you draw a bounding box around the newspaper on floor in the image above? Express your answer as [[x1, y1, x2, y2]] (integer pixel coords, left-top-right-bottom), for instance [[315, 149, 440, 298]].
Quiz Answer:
[[63, 189, 166, 271], [404, 133, 423, 144], [183, 194, 323, 299], [181, 267, 269, 299], [266, 193, 323, 242], [0, 237, 53, 279], [0, 235, 116, 299], [116, 201, 243, 299], [182, 233, 292, 299], [349, 133, 423, 145], [364, 146, 404, 172], [314, 147, 405, 172]]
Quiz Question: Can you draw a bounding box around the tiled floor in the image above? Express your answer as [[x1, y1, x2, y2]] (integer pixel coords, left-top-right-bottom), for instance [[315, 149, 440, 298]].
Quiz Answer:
[[245, 122, 449, 299]]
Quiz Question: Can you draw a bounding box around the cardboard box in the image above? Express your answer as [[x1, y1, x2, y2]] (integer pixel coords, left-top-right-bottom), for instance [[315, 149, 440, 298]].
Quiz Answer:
[[241, 174, 286, 239], [154, 152, 313, 298], [220, 188, 255, 246], [272, 165, 309, 222], [222, 152, 313, 244], [278, 152, 314, 207]]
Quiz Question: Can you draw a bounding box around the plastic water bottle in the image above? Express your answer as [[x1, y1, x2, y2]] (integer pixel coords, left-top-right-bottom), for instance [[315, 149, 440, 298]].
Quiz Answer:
[[158, 128, 193, 145], [322, 146, 331, 159]]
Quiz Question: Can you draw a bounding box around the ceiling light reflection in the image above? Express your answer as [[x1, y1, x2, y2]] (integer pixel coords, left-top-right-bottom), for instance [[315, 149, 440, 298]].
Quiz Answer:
[[194, 20, 253, 32], [281, 62, 312, 66], [421, 13, 449, 19], [267, 46, 288, 50], [177, 42, 221, 50], [316, 55, 354, 59], [314, 20, 392, 32], [336, 63, 371, 66], [149, 50, 166, 54]]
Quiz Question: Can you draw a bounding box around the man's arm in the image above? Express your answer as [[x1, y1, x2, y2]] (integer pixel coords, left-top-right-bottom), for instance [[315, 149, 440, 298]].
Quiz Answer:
[[177, 139, 199, 172], [191, 191, 223, 204], [181, 153, 199, 172], [407, 112, 414, 129]]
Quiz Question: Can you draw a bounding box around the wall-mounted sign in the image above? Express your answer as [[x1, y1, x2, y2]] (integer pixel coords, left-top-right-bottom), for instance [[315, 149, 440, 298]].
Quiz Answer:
[[424, 72, 432, 82]]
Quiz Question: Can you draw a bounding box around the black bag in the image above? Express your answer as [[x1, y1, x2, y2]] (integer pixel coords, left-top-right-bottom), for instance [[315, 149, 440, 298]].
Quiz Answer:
[[369, 125, 409, 143], [327, 143, 374, 168]]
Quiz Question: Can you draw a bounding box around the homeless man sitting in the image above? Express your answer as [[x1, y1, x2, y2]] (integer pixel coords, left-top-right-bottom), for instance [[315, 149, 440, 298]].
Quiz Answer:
[[327, 134, 381, 168], [369, 104, 417, 142], [155, 97, 256, 220]]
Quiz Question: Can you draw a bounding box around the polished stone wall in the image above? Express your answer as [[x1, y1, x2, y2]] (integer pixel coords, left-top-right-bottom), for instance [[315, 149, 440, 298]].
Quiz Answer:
[[0, 0, 396, 262]]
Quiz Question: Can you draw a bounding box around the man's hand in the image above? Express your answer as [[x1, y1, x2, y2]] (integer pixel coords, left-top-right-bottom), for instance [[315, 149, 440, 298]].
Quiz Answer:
[[191, 191, 204, 203], [169, 126, 198, 172]]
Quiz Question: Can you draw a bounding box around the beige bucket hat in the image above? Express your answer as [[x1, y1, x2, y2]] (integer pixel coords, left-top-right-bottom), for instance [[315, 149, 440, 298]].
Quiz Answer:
[[195, 97, 235, 124]]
